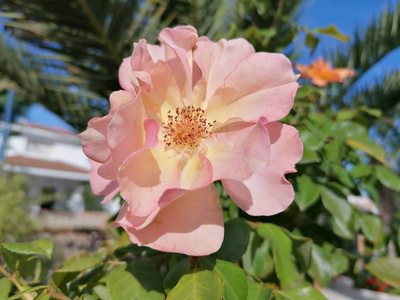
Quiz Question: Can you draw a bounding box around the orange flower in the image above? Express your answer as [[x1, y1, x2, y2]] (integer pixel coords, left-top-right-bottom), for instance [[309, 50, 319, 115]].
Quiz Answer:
[[295, 57, 355, 87]]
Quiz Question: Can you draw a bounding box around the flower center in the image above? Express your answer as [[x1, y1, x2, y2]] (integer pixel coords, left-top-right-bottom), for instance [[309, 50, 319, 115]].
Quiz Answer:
[[162, 106, 215, 150]]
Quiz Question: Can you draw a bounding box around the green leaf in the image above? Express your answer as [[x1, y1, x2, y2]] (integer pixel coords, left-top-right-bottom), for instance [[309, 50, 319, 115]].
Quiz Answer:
[[107, 262, 165, 300], [252, 241, 274, 278], [362, 183, 380, 202], [305, 33, 319, 55], [332, 217, 354, 239], [375, 165, 400, 192], [254, 0, 271, 17], [324, 141, 342, 163], [295, 176, 320, 211], [330, 164, 355, 188], [359, 214, 384, 244], [51, 271, 80, 294], [320, 187, 355, 239], [167, 269, 223, 300], [308, 245, 331, 286], [1, 238, 53, 259], [212, 218, 250, 262], [275, 286, 327, 300], [337, 109, 358, 122], [329, 121, 367, 139], [58, 256, 103, 272], [52, 256, 104, 293], [398, 228, 400, 251], [299, 146, 320, 164], [329, 248, 349, 276], [0, 277, 11, 300], [164, 257, 191, 294], [1, 239, 54, 283], [287, 232, 313, 272], [349, 164, 373, 178], [199, 257, 247, 300], [366, 258, 400, 288], [295, 86, 323, 102], [346, 138, 385, 164], [242, 234, 274, 279], [308, 244, 348, 287], [34, 290, 52, 300], [259, 28, 277, 38], [360, 106, 382, 118], [313, 25, 350, 41], [257, 224, 304, 288], [80, 295, 96, 300], [7, 285, 49, 300], [320, 187, 352, 222], [298, 130, 324, 151], [114, 243, 147, 258], [93, 285, 111, 300], [246, 278, 273, 300]]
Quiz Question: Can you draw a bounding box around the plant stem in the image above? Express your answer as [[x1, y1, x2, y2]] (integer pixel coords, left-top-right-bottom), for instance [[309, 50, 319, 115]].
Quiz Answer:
[[47, 290, 70, 300], [0, 265, 27, 294]]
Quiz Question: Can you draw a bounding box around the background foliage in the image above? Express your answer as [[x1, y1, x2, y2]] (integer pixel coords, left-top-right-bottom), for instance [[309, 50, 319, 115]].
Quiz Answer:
[[0, 0, 400, 299], [0, 173, 38, 243]]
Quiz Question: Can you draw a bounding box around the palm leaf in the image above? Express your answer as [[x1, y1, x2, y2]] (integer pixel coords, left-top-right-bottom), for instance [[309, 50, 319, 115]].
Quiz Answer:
[[0, 35, 105, 129], [163, 0, 231, 39], [0, 0, 170, 97], [330, 3, 400, 105], [351, 69, 400, 112]]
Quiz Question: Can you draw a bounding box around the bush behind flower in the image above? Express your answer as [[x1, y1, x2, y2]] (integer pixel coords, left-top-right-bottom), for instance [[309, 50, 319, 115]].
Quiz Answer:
[[0, 173, 38, 243]]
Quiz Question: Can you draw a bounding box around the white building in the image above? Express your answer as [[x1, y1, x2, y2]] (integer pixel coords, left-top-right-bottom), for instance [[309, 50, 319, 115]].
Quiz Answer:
[[1, 121, 90, 210]]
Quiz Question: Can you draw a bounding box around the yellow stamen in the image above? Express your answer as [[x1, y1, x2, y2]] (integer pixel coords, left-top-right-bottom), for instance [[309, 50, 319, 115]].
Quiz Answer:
[[162, 106, 216, 150]]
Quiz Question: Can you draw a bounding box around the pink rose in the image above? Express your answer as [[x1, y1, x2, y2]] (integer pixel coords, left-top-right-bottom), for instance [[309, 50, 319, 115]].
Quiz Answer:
[[79, 26, 303, 256]]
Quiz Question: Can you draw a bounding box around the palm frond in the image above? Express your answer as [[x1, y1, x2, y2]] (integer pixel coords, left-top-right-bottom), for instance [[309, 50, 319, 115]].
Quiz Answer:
[[163, 0, 231, 39], [351, 69, 400, 112], [330, 3, 400, 104], [0, 0, 170, 97], [0, 35, 106, 129], [0, 35, 45, 99]]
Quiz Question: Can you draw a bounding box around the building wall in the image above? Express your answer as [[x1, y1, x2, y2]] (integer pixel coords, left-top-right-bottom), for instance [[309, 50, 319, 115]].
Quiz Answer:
[[4, 123, 90, 211]]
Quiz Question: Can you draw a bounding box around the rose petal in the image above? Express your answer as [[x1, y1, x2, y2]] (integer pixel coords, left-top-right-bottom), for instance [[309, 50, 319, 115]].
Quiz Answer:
[[205, 52, 299, 123], [113, 184, 224, 256], [139, 60, 183, 122], [147, 44, 166, 62], [114, 151, 213, 230], [202, 120, 270, 182], [113, 188, 189, 230], [131, 40, 154, 92], [158, 26, 198, 102], [80, 117, 111, 163], [119, 57, 140, 95], [180, 152, 213, 190], [79, 90, 134, 163], [97, 96, 147, 180], [222, 122, 303, 215], [193, 37, 254, 105], [89, 160, 119, 203], [117, 146, 181, 217], [129, 39, 183, 121]]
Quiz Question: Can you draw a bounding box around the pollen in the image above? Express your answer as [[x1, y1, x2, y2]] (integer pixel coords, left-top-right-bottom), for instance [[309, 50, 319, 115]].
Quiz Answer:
[[162, 106, 216, 150]]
